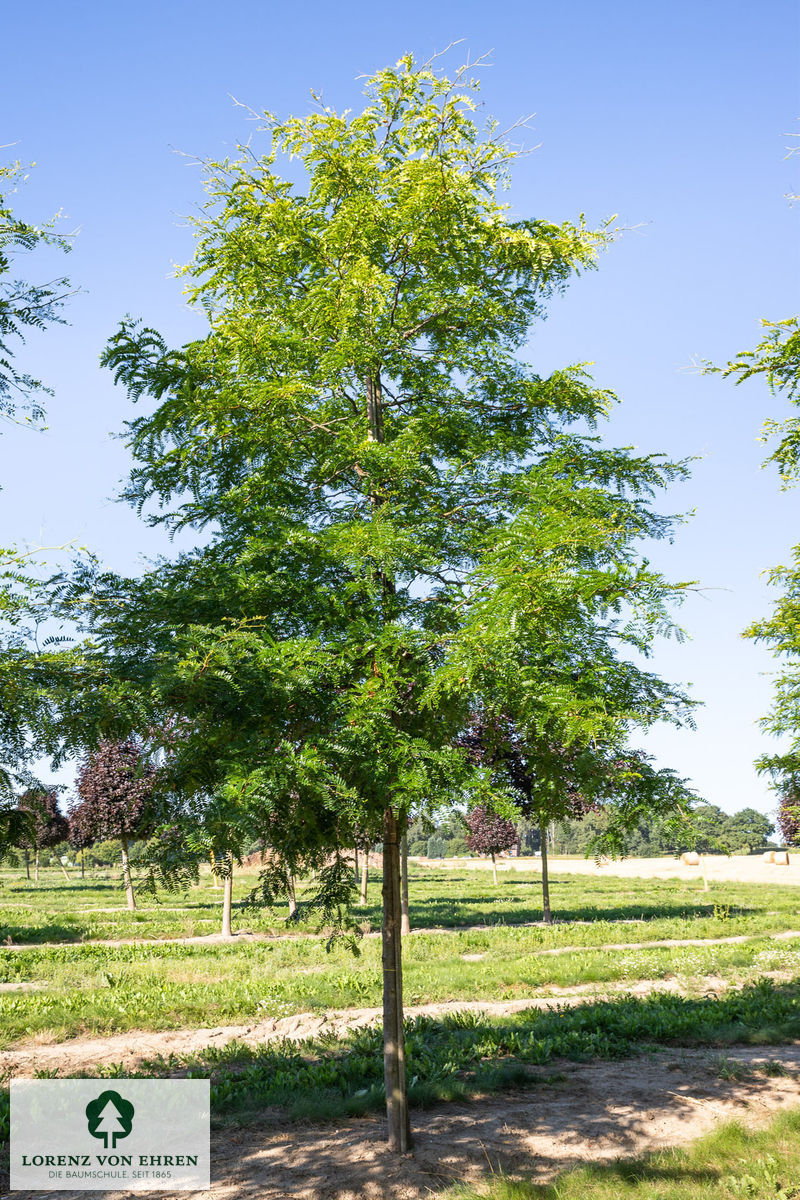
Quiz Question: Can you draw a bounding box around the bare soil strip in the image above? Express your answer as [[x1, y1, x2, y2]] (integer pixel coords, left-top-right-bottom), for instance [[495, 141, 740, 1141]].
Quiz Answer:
[[0, 973, 753, 1072], [8, 1045, 800, 1200]]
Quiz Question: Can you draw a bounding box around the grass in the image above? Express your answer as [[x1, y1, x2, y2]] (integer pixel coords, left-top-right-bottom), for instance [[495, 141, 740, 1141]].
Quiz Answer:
[[4, 977, 798, 1126], [2, 926, 800, 1044], [2, 864, 800, 944], [2, 866, 800, 1044], [441, 1106, 800, 1198]]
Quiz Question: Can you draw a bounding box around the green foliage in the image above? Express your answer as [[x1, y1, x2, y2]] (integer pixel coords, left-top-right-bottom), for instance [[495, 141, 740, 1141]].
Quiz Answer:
[[0, 160, 72, 425]]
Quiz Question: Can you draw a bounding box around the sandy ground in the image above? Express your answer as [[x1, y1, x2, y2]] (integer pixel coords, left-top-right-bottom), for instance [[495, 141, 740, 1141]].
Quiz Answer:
[[0, 981, 701, 1075], [426, 853, 800, 886], [7, 1044, 800, 1200]]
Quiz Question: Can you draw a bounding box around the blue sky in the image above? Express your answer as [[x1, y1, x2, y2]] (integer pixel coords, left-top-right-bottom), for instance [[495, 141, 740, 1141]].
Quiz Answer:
[[2, 0, 799, 816]]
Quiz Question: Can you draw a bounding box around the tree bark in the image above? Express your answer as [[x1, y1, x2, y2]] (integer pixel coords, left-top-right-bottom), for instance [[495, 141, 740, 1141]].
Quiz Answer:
[[221, 855, 233, 937], [288, 873, 297, 918], [382, 806, 411, 1152], [24, 849, 30, 880], [58, 857, 70, 882], [34, 849, 39, 883], [490, 851, 498, 886], [539, 816, 552, 924], [359, 857, 369, 906], [81, 848, 85, 879], [400, 832, 410, 935], [120, 835, 136, 911]]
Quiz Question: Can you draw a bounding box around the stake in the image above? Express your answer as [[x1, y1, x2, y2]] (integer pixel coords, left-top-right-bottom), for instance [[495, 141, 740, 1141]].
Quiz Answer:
[[539, 816, 552, 924], [221, 854, 233, 937], [400, 832, 410, 936], [120, 835, 136, 910]]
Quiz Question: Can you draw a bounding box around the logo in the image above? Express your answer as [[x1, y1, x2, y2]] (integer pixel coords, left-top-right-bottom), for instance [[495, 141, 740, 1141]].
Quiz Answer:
[[85, 1090, 135, 1149]]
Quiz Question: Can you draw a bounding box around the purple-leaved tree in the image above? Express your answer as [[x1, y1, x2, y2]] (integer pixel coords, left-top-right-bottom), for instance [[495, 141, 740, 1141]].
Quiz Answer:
[[777, 785, 800, 856], [75, 740, 156, 909], [16, 790, 69, 882], [464, 806, 518, 885]]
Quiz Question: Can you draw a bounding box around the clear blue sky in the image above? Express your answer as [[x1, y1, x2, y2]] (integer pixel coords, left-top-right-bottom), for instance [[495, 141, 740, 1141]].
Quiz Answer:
[[2, 0, 799, 816]]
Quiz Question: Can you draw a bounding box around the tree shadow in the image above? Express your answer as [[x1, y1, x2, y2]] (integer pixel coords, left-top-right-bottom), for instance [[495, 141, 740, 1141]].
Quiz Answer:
[[405, 894, 753, 926]]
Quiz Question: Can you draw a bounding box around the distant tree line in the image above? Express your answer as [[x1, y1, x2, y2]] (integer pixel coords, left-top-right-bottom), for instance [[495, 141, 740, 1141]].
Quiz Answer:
[[410, 804, 776, 859]]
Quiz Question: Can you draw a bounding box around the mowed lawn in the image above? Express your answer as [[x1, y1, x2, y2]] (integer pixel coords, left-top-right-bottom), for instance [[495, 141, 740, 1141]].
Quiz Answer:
[[1, 865, 800, 1045]]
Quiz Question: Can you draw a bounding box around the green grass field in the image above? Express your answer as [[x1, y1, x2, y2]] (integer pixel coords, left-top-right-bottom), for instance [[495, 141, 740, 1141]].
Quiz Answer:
[[3, 863, 800, 1195], [2, 865, 800, 1045]]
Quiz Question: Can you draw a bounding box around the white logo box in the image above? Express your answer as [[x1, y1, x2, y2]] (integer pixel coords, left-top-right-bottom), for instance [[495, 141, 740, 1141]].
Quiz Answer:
[[11, 1079, 210, 1191]]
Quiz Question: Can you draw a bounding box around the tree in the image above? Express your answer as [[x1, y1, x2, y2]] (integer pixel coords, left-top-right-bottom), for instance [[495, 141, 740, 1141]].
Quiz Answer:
[[15, 788, 68, 881], [724, 807, 774, 854], [0, 160, 72, 426], [74, 740, 155, 909], [464, 805, 518, 884], [777, 783, 800, 848], [718, 259, 800, 803], [64, 54, 695, 1154], [67, 798, 95, 877], [0, 162, 74, 805]]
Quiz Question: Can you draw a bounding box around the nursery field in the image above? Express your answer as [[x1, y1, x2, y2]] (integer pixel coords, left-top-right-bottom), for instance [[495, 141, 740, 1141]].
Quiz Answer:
[[3, 863, 800, 1198]]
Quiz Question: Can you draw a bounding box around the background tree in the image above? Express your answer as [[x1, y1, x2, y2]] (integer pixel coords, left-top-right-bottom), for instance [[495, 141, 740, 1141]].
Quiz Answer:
[[777, 783, 800, 849], [74, 739, 155, 909], [15, 788, 68, 881], [464, 806, 518, 884], [67, 798, 95, 878]]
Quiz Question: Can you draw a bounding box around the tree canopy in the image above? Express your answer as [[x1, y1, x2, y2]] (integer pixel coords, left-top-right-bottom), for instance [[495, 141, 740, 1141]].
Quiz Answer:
[[57, 53, 698, 1152]]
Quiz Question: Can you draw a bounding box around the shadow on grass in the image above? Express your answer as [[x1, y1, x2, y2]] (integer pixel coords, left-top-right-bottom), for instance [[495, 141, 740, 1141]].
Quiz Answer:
[[0, 921, 89, 944], [403, 895, 752, 926]]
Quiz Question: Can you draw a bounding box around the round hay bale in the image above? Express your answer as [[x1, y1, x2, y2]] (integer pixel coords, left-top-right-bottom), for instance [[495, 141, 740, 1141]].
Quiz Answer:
[[762, 850, 776, 863], [773, 850, 790, 866], [681, 851, 701, 866]]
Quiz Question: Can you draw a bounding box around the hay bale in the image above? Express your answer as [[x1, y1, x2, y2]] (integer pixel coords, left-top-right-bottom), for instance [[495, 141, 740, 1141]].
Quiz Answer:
[[681, 851, 700, 866], [762, 850, 776, 863], [773, 850, 790, 865]]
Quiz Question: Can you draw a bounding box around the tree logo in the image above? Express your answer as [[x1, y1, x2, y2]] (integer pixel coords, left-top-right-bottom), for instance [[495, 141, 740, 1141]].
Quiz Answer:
[[85, 1090, 135, 1149]]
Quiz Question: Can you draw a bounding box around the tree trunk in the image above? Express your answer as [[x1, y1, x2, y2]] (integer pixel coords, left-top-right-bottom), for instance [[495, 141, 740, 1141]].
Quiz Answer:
[[359, 857, 369, 906], [221, 856, 233, 937], [288, 873, 297, 918], [24, 849, 30, 880], [354, 846, 359, 884], [81, 848, 85, 879], [491, 851, 498, 886], [539, 817, 552, 924], [58, 857, 70, 882], [120, 836, 136, 911], [382, 806, 411, 1152], [34, 849, 39, 883], [400, 833, 410, 936]]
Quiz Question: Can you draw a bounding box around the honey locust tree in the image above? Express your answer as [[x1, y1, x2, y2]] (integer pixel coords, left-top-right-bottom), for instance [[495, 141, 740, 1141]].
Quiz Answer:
[[721, 318, 800, 803], [84, 54, 692, 1151], [0, 161, 75, 825]]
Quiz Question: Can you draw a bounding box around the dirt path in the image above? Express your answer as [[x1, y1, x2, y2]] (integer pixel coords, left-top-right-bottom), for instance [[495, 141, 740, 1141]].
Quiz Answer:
[[0, 970, 757, 1075], [8, 1044, 800, 1199]]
